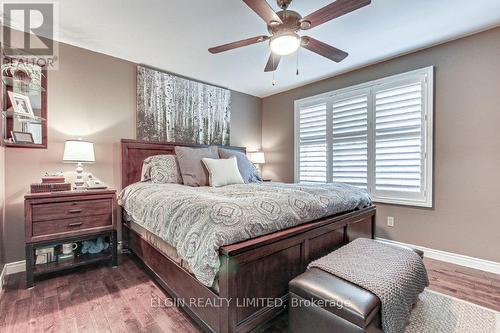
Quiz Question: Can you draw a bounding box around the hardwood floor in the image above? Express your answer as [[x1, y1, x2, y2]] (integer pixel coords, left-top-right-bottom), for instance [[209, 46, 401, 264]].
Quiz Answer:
[[0, 255, 498, 332], [0, 256, 200, 333], [424, 257, 500, 312]]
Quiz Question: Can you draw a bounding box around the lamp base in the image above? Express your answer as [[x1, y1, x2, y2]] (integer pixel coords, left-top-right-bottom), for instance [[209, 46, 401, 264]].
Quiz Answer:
[[74, 162, 85, 188]]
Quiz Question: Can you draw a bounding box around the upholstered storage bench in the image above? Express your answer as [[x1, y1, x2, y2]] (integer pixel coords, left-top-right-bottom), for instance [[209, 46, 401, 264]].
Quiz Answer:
[[288, 243, 424, 333]]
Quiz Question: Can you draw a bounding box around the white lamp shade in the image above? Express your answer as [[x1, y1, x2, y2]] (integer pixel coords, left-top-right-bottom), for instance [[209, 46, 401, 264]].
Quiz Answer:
[[249, 151, 265, 164], [63, 140, 95, 163]]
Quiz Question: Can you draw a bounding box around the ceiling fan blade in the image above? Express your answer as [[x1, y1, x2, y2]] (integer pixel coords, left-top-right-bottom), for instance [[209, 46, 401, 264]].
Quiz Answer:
[[301, 0, 371, 29], [264, 53, 281, 72], [209, 35, 269, 54], [301, 37, 348, 63], [243, 0, 283, 24]]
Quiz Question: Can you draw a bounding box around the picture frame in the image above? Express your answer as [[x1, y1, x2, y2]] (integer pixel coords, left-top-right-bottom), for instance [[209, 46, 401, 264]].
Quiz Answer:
[[137, 66, 231, 145], [11, 131, 34, 144], [8, 91, 35, 118]]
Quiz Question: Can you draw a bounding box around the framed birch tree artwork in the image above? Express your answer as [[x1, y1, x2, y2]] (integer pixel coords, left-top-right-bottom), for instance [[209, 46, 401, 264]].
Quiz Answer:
[[137, 66, 231, 145]]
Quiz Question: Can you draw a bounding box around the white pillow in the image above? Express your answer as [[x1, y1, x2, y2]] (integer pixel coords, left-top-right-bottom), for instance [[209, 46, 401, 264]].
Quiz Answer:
[[202, 156, 245, 187]]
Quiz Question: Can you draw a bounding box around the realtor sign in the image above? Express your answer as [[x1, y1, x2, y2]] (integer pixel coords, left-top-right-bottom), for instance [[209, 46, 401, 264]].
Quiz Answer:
[[1, 1, 59, 69]]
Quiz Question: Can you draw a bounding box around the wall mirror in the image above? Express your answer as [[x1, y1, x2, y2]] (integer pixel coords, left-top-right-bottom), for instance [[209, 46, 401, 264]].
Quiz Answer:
[[1, 52, 48, 148]]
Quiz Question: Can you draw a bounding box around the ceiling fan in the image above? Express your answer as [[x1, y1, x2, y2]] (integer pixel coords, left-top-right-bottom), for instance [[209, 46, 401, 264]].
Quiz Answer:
[[208, 0, 371, 72]]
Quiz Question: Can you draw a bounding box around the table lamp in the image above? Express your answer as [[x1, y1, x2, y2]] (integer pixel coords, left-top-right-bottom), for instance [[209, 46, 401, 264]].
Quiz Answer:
[[248, 151, 265, 165], [63, 139, 95, 188], [249, 151, 265, 174]]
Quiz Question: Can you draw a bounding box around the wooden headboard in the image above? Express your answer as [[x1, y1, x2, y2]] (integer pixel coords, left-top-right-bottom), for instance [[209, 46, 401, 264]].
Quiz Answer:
[[120, 139, 246, 188]]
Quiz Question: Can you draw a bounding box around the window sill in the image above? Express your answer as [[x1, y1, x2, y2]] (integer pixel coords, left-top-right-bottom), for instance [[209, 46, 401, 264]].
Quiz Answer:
[[372, 198, 432, 209]]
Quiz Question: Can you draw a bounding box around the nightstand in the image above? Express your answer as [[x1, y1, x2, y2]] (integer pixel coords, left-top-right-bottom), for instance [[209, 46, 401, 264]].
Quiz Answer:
[[24, 189, 117, 288]]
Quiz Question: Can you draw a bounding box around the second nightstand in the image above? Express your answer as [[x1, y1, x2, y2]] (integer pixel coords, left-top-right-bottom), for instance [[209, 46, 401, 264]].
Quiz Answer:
[[24, 189, 117, 288]]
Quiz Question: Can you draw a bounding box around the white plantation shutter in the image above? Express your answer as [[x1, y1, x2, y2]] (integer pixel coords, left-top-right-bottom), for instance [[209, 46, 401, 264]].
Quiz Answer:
[[295, 67, 433, 207], [374, 80, 426, 202], [332, 91, 368, 188], [297, 101, 327, 183]]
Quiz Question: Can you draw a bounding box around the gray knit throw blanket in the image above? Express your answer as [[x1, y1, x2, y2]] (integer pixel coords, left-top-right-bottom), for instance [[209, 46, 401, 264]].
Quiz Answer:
[[308, 238, 429, 333]]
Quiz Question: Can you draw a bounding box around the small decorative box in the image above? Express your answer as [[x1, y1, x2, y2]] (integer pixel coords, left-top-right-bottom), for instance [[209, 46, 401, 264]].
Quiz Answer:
[[30, 182, 72, 193], [42, 176, 66, 184]]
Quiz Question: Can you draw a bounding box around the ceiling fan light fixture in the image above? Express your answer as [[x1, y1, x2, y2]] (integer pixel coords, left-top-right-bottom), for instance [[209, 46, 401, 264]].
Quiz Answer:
[[270, 31, 300, 56]]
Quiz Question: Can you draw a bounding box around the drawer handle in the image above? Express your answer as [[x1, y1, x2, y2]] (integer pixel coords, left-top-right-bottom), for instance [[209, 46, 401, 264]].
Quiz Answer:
[[68, 209, 83, 214], [68, 222, 83, 227]]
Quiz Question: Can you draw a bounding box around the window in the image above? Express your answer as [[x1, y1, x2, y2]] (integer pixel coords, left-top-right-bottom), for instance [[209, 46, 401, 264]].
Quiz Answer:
[[295, 67, 433, 207]]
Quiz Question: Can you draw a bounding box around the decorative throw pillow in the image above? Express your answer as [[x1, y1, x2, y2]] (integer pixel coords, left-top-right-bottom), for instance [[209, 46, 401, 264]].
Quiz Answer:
[[202, 156, 245, 187], [218, 148, 262, 183], [175, 146, 219, 186], [140, 155, 183, 184]]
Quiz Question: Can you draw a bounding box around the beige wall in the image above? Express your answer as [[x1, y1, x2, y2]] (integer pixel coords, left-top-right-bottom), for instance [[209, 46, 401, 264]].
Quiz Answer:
[[3, 42, 262, 262], [262, 27, 500, 263], [230, 91, 262, 151], [3, 42, 136, 262]]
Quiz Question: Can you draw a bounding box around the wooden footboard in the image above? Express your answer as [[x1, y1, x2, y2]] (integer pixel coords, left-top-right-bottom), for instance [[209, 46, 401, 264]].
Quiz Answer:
[[123, 206, 376, 333]]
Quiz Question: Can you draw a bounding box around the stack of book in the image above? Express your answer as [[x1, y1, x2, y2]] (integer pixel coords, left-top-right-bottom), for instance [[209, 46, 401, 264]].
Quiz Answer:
[[42, 176, 66, 184], [35, 247, 55, 264], [30, 175, 71, 193]]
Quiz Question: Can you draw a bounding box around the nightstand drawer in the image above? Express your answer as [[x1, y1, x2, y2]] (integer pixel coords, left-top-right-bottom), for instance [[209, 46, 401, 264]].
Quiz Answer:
[[32, 214, 112, 237], [32, 199, 111, 222]]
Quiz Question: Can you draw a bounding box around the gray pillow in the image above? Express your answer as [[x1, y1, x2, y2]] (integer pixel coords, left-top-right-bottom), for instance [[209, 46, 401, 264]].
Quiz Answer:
[[141, 155, 183, 184], [218, 148, 262, 183], [175, 146, 219, 186]]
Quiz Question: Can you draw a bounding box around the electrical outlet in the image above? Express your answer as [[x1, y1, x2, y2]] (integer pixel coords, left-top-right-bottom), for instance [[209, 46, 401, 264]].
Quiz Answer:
[[387, 216, 395, 227]]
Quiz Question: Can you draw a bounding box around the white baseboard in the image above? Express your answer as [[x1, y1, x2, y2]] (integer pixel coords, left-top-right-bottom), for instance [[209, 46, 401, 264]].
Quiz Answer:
[[0, 264, 7, 289], [0, 260, 25, 289], [4, 260, 26, 275], [377, 238, 500, 275]]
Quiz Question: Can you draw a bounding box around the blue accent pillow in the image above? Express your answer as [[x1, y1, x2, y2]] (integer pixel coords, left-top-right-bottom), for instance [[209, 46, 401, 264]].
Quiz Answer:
[[218, 148, 262, 183]]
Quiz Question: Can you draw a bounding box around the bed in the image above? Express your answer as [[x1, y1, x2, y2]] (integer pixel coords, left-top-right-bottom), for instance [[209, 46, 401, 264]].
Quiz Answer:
[[120, 139, 376, 333]]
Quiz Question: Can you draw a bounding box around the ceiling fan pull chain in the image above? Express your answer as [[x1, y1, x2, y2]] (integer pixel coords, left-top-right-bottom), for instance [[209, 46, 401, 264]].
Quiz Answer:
[[272, 54, 277, 85], [296, 48, 300, 76]]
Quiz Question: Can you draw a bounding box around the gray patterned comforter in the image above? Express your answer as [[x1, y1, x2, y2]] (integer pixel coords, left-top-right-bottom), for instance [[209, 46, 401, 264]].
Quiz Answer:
[[119, 182, 371, 287]]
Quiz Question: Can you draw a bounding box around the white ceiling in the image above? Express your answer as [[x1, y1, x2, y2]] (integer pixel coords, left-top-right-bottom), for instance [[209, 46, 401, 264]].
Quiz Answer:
[[7, 0, 500, 97]]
